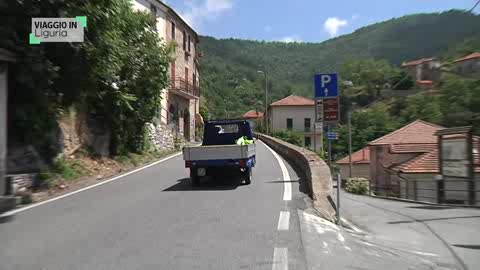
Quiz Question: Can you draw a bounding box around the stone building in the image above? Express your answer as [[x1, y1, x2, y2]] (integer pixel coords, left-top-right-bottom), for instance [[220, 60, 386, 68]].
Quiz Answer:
[[132, 0, 201, 146], [452, 52, 480, 75], [401, 57, 441, 86]]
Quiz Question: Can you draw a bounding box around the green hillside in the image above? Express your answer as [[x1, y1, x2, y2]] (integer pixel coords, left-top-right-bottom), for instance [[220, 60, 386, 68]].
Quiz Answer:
[[199, 10, 480, 118]]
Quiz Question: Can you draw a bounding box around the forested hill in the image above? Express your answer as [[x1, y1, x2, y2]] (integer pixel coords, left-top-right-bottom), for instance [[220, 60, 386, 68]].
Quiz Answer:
[[199, 10, 480, 118]]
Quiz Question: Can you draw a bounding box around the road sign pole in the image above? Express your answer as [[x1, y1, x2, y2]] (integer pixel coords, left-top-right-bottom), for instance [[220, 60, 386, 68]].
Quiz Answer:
[[336, 173, 341, 224], [328, 124, 332, 168]]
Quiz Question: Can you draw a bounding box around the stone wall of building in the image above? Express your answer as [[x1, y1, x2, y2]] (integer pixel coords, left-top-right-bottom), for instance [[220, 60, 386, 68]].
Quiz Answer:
[[147, 122, 175, 151]]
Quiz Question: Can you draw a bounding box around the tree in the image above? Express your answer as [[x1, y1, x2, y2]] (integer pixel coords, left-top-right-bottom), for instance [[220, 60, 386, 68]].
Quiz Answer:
[[4, 0, 172, 157], [334, 103, 399, 158], [439, 75, 480, 133]]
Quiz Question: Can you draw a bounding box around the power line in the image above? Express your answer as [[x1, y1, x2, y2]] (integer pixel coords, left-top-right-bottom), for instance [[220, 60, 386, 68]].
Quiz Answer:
[[470, 0, 480, 12]]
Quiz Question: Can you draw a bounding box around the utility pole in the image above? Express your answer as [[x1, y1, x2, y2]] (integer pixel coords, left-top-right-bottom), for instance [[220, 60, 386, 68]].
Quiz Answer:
[[348, 110, 352, 178], [258, 70, 268, 134], [347, 102, 356, 178]]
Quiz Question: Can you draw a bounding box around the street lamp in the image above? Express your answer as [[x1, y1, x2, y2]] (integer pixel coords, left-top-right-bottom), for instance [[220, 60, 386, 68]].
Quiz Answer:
[[257, 70, 268, 134]]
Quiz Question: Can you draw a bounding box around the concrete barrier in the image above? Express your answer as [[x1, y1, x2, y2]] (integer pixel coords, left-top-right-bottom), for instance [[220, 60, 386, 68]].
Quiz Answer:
[[255, 133, 336, 220]]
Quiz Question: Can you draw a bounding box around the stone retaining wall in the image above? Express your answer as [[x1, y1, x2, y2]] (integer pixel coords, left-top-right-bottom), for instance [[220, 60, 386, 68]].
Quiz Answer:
[[255, 133, 336, 220]]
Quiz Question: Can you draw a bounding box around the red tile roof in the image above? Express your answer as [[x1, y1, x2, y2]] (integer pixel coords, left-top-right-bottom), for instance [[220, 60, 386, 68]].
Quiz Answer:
[[392, 150, 439, 173], [270, 95, 314, 106], [402, 57, 436, 67], [336, 147, 370, 165], [392, 138, 480, 174], [242, 110, 264, 119], [453, 52, 480, 63], [390, 143, 437, 153], [369, 120, 444, 146]]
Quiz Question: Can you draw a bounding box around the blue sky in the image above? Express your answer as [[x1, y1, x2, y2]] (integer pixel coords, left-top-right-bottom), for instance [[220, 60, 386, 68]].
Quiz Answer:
[[166, 0, 479, 42]]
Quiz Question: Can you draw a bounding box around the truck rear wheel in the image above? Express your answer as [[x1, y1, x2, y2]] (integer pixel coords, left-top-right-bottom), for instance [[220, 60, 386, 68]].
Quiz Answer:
[[244, 168, 252, 185], [190, 168, 200, 186]]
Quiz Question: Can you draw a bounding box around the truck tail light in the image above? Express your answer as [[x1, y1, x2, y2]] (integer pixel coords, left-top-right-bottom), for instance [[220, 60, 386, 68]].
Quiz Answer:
[[185, 161, 192, 167], [239, 159, 246, 168]]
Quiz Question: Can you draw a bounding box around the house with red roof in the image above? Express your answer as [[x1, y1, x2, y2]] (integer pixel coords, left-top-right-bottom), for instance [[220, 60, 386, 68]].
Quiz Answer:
[[269, 95, 321, 150], [368, 120, 443, 196], [365, 119, 480, 204], [242, 110, 264, 129], [336, 147, 370, 180], [452, 52, 480, 75], [401, 57, 441, 87]]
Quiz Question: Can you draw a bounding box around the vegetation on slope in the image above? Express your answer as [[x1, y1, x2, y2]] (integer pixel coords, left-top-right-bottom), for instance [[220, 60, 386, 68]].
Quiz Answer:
[[199, 10, 480, 119]]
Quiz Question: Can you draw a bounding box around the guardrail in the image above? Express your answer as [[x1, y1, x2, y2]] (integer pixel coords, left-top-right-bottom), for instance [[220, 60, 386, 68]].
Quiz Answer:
[[254, 133, 336, 220], [369, 178, 480, 206]]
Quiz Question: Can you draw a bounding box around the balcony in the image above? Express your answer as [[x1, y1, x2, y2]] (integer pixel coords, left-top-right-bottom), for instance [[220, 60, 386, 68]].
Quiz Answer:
[[168, 77, 200, 99]]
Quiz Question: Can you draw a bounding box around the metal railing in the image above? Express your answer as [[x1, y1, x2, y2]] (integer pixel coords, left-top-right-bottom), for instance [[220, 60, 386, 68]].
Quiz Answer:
[[369, 179, 480, 205], [169, 77, 200, 97]]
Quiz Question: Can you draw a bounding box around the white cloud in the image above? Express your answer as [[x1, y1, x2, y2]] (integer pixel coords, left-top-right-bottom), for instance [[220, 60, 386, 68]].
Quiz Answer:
[[179, 0, 233, 29], [278, 35, 302, 43], [264, 25, 272, 32], [323, 17, 348, 38], [351, 14, 359, 20]]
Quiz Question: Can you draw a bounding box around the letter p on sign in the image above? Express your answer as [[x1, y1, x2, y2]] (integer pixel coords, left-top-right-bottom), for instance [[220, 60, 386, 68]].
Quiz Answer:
[[321, 75, 331, 88]]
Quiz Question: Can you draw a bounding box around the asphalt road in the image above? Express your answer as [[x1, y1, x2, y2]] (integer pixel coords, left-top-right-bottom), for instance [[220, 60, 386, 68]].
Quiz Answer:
[[339, 191, 480, 270], [0, 142, 310, 270]]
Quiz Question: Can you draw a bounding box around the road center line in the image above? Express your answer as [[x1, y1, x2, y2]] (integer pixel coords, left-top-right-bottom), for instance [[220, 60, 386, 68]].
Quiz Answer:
[[272, 247, 288, 270], [277, 211, 290, 231], [261, 141, 292, 201], [0, 152, 182, 217]]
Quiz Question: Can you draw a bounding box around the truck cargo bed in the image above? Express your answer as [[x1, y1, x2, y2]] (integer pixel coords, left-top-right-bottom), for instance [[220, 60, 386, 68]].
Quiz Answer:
[[183, 144, 255, 161]]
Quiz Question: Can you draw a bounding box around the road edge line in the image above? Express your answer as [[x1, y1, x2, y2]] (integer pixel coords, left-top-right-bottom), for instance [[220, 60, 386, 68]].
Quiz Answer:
[[260, 141, 292, 201], [1, 152, 182, 217]]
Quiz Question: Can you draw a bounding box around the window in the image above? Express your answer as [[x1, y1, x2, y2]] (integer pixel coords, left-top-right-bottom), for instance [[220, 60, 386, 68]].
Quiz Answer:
[[304, 136, 311, 147], [304, 118, 311, 132], [214, 124, 239, 134], [171, 21, 175, 40], [286, 118, 293, 130], [183, 31, 187, 51], [188, 35, 191, 52]]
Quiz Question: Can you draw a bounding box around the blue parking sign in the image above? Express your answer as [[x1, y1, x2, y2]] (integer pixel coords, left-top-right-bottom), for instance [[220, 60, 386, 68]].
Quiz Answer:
[[314, 74, 338, 98]]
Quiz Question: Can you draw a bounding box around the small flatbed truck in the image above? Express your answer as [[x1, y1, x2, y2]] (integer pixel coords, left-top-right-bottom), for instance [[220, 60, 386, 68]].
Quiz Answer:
[[182, 119, 256, 186]]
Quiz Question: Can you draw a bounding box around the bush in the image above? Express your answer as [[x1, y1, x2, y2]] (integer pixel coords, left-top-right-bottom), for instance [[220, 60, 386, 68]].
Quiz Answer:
[[345, 177, 370, 195], [271, 129, 303, 147]]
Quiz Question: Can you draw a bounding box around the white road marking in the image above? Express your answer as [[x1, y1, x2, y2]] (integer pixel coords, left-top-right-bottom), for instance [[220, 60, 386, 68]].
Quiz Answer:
[[0, 152, 182, 217], [341, 217, 363, 233], [272, 247, 288, 270], [412, 251, 439, 257], [260, 141, 292, 201], [277, 211, 290, 231]]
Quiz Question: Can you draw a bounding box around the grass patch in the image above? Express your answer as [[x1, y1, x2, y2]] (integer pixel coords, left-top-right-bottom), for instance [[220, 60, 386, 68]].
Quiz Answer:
[[114, 149, 178, 167], [52, 157, 87, 182]]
